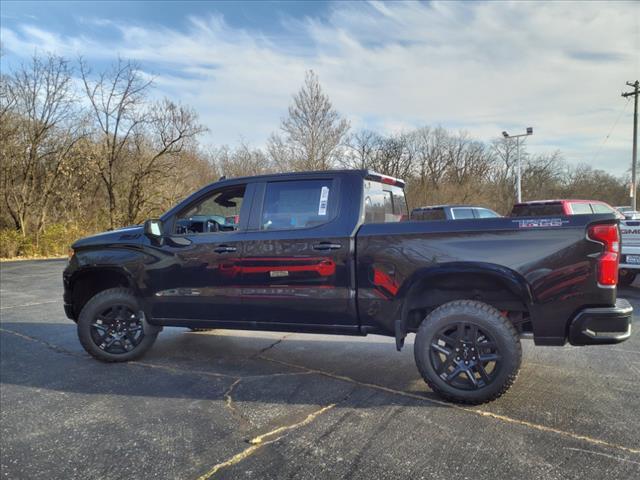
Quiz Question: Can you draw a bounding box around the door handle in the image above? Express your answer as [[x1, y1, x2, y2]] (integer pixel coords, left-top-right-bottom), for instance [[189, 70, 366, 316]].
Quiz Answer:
[[214, 245, 237, 254], [312, 242, 342, 251]]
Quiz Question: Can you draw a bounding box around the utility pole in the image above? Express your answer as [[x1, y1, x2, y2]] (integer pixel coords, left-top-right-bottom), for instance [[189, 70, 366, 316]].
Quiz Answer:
[[516, 137, 521, 202], [622, 80, 639, 210]]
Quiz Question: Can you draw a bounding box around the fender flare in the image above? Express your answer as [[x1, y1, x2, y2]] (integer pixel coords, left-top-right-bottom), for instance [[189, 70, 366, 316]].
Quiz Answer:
[[394, 262, 533, 350]]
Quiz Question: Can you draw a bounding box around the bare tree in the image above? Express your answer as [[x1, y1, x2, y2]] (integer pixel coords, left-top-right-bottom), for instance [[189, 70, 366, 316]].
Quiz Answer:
[[81, 59, 205, 226], [269, 70, 350, 171], [215, 141, 274, 179], [1, 54, 84, 237], [80, 58, 152, 228], [124, 99, 205, 224], [342, 130, 381, 169]]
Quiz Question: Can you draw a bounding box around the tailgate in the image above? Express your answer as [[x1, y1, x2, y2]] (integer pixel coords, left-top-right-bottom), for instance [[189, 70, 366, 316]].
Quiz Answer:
[[620, 220, 640, 247], [620, 219, 640, 266]]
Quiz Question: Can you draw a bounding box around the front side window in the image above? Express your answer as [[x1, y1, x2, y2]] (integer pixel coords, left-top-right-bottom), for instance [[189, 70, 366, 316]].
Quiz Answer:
[[591, 203, 613, 214], [476, 208, 499, 218], [451, 208, 475, 219], [175, 184, 245, 234], [261, 179, 335, 230]]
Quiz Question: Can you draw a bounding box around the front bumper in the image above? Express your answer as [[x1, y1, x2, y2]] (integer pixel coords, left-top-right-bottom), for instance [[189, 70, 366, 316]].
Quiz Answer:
[[568, 298, 633, 345], [64, 303, 76, 321]]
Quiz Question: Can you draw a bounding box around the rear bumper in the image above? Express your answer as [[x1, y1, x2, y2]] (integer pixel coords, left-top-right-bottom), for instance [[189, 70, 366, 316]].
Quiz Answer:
[[568, 298, 633, 345], [619, 246, 640, 270]]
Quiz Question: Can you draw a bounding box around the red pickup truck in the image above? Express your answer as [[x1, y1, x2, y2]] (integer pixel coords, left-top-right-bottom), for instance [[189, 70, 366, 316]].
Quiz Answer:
[[510, 199, 624, 218]]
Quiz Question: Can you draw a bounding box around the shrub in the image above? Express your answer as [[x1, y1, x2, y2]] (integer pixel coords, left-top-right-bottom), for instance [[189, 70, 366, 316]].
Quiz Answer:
[[1, 224, 94, 259], [0, 229, 24, 258]]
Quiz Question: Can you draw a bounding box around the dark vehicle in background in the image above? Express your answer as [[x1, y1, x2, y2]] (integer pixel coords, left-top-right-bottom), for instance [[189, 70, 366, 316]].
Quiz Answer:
[[510, 199, 624, 218], [411, 204, 500, 221], [615, 206, 640, 220], [63, 170, 632, 404]]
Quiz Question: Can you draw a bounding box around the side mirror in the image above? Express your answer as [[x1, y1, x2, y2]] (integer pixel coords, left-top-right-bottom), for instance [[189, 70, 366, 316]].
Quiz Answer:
[[144, 219, 163, 240]]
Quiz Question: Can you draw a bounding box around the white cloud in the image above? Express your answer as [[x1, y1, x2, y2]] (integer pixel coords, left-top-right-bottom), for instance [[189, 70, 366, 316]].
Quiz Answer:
[[1, 0, 638, 174]]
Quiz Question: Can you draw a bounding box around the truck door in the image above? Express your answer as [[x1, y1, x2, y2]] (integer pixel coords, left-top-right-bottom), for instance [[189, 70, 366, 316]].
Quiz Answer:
[[145, 182, 253, 323], [239, 176, 357, 327]]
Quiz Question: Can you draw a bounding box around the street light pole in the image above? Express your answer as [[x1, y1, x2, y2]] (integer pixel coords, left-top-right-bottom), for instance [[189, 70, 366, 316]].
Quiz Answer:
[[622, 80, 639, 210], [502, 127, 533, 204]]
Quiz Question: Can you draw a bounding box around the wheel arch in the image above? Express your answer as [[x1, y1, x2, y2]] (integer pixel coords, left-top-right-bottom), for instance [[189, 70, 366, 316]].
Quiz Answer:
[[69, 266, 137, 320], [395, 262, 533, 349]]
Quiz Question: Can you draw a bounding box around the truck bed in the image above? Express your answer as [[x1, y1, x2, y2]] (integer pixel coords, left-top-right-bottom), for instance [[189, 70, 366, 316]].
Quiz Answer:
[[356, 213, 618, 345]]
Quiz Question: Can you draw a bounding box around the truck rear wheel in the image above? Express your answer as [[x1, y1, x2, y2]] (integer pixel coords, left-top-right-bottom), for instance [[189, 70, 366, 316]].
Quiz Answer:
[[618, 269, 637, 287], [414, 300, 521, 404], [77, 288, 158, 362]]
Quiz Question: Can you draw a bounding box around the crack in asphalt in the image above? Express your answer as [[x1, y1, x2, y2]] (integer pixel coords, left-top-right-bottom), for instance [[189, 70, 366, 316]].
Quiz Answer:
[[257, 354, 640, 456], [254, 334, 290, 357], [195, 404, 337, 480], [196, 397, 352, 480], [223, 378, 252, 428]]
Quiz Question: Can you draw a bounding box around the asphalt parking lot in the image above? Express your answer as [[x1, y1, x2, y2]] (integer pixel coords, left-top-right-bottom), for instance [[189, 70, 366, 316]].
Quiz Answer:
[[1, 259, 639, 479]]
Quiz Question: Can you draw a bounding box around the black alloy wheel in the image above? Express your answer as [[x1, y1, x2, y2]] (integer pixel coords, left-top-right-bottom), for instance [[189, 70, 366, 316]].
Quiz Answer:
[[429, 322, 500, 390], [414, 300, 521, 404], [77, 288, 158, 362], [90, 304, 144, 354]]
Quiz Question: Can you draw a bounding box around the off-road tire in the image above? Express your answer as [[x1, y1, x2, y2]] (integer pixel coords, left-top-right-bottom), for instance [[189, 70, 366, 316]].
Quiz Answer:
[[77, 288, 158, 362], [414, 300, 521, 404]]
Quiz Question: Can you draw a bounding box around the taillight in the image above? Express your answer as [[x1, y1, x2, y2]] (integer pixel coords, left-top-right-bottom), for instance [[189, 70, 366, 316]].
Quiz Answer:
[[588, 224, 620, 286]]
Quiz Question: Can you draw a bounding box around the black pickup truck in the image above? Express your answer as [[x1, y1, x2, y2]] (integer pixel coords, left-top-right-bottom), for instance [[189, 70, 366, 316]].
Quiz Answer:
[[64, 170, 633, 403]]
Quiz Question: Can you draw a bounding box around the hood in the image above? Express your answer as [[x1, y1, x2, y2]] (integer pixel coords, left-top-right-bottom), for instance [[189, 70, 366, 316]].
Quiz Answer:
[[72, 225, 144, 249]]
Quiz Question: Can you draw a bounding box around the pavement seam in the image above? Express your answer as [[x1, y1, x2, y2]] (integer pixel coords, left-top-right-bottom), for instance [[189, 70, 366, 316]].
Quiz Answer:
[[563, 447, 640, 466], [195, 404, 336, 480], [0, 327, 84, 357], [0, 300, 59, 310], [257, 354, 640, 456]]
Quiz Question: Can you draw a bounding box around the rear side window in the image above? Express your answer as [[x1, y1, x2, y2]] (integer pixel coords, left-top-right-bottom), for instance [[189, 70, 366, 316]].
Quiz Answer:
[[570, 202, 593, 214], [363, 180, 407, 223], [451, 208, 475, 219], [510, 203, 564, 217], [261, 179, 336, 230], [411, 208, 446, 221]]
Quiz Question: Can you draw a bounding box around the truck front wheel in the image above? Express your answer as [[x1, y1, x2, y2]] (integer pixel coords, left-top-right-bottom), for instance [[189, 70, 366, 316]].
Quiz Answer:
[[77, 288, 158, 362], [414, 300, 521, 404]]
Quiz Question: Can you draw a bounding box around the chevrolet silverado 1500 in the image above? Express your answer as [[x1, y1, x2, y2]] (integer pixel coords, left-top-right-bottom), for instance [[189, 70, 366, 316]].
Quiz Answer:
[[64, 170, 633, 403]]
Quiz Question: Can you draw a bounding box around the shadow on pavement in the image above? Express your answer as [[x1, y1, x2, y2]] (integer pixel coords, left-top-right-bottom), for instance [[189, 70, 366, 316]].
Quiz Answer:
[[1, 321, 449, 409]]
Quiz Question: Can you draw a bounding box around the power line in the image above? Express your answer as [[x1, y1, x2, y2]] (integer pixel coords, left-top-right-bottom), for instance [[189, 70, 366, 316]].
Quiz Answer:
[[591, 96, 630, 165]]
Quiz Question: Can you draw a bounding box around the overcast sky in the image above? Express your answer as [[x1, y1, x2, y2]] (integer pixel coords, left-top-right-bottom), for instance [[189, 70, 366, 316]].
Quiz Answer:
[[1, 0, 639, 175]]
